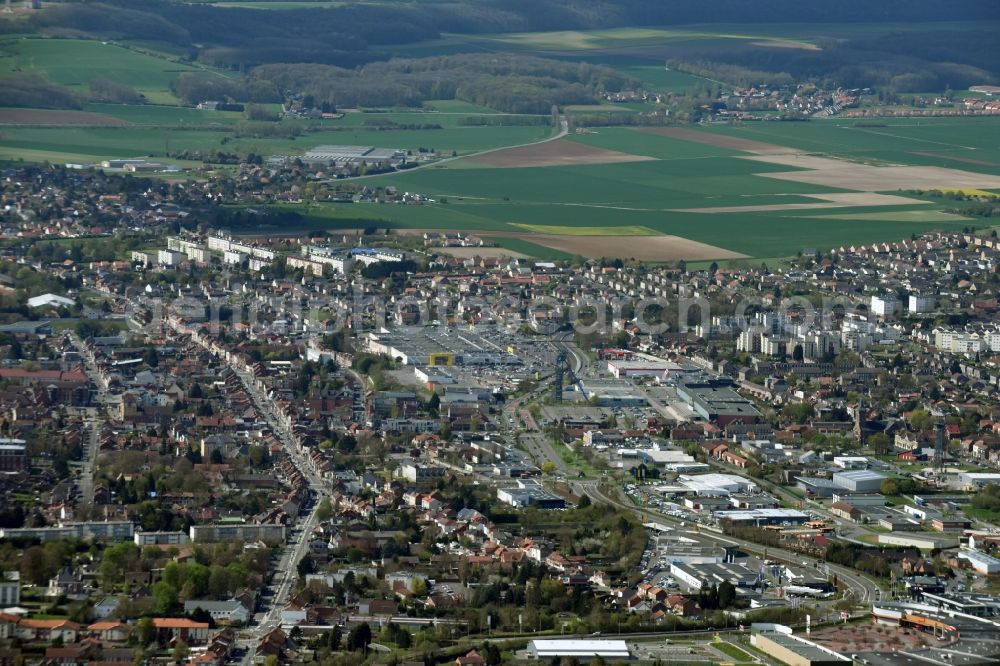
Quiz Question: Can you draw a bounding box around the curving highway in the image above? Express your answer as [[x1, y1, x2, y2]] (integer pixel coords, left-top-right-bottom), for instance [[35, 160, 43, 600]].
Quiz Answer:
[[574, 480, 881, 607]]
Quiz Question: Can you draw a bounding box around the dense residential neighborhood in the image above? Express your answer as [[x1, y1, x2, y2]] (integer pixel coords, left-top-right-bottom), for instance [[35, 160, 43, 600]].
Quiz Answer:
[[1, 163, 1000, 666]]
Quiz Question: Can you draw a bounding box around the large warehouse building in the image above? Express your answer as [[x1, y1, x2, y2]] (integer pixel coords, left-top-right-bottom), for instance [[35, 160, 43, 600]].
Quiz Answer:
[[526, 640, 630, 661], [831, 469, 886, 492], [366, 327, 521, 366], [750, 632, 850, 666], [678, 473, 759, 495], [676, 379, 763, 426]]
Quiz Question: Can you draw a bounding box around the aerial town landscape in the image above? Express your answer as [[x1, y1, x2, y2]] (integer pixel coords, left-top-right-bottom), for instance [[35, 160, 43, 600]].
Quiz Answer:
[[1, 1, 1000, 666]]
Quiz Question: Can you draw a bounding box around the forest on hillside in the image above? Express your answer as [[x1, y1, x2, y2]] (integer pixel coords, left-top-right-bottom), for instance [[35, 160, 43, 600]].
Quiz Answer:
[[2, 0, 996, 72], [0, 0, 997, 111]]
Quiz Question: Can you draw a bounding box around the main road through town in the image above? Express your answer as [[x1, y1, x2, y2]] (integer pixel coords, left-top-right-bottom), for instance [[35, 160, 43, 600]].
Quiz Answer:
[[163, 317, 334, 663]]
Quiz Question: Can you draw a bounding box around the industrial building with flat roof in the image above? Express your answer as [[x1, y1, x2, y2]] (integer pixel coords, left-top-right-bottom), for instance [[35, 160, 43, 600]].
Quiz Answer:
[[527, 639, 630, 661], [304, 145, 406, 162], [670, 561, 758, 590], [578, 379, 648, 406], [496, 479, 565, 509], [751, 632, 850, 666], [877, 532, 960, 550], [676, 379, 762, 426], [714, 508, 810, 527], [366, 327, 520, 367], [606, 358, 680, 378], [959, 471, 1000, 490], [956, 549, 1000, 574], [655, 535, 728, 564], [831, 469, 886, 492], [678, 472, 759, 495]]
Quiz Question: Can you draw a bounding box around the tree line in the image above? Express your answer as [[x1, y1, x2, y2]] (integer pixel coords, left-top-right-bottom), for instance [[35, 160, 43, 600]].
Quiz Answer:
[[665, 25, 997, 94]]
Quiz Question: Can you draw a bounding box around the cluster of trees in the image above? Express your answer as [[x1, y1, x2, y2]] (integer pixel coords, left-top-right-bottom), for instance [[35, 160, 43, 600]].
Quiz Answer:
[[665, 24, 997, 96], [202, 206, 305, 230], [970, 483, 1000, 518], [250, 55, 637, 114], [698, 580, 738, 610], [361, 119, 443, 130], [825, 542, 910, 578], [0, 72, 81, 109], [294, 359, 340, 398], [5, 1, 989, 57], [170, 72, 281, 106], [88, 77, 146, 104], [880, 477, 920, 497], [571, 112, 677, 128], [150, 559, 254, 613], [457, 115, 551, 127], [3, 2, 993, 114], [945, 203, 1000, 218], [667, 60, 794, 89], [361, 259, 419, 279]]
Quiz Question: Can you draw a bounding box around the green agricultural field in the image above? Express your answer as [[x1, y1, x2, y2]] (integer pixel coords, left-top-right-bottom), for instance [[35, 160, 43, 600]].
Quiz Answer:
[[0, 122, 555, 165], [486, 237, 573, 261], [458, 26, 820, 52], [327, 109, 548, 128], [225, 124, 554, 158], [204, 1, 347, 8], [509, 224, 659, 236], [0, 127, 231, 163], [298, 123, 987, 258], [276, 198, 975, 260], [0, 37, 224, 104], [83, 103, 245, 126], [707, 118, 1000, 175], [614, 65, 710, 93]]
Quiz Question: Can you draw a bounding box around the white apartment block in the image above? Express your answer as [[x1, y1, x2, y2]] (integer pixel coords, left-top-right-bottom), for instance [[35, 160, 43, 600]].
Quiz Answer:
[[871, 294, 900, 317], [934, 329, 991, 354], [223, 250, 247, 265], [908, 294, 936, 313], [157, 249, 186, 267]]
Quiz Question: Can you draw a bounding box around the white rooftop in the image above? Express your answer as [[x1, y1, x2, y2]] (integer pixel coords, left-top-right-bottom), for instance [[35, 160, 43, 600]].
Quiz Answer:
[[528, 639, 630, 658], [27, 293, 75, 309], [679, 473, 758, 494], [957, 550, 1000, 565]]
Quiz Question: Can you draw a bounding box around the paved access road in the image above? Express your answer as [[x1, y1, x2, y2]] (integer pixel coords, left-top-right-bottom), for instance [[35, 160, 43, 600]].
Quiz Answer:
[[575, 480, 881, 607]]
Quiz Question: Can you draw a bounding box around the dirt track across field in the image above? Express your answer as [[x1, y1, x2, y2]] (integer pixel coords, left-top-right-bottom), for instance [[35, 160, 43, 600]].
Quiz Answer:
[[0, 108, 129, 126], [522, 234, 745, 261], [634, 127, 797, 154], [468, 138, 657, 167], [672, 191, 929, 213], [397, 228, 744, 261], [741, 153, 1000, 191], [910, 151, 998, 167]]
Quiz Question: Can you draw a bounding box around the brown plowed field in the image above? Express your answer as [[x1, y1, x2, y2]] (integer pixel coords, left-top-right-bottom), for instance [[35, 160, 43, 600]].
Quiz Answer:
[[0, 108, 129, 126]]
